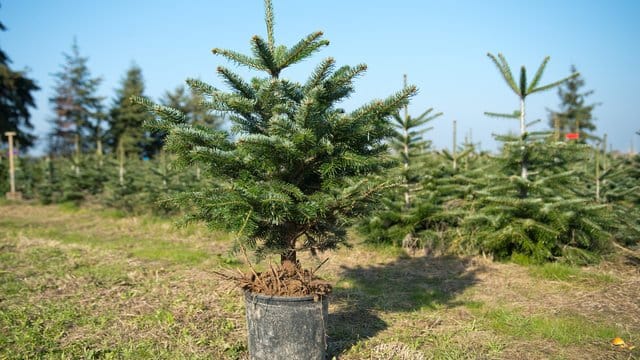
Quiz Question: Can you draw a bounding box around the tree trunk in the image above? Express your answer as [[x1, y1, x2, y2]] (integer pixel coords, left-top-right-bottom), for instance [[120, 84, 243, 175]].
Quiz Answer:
[[402, 74, 410, 209], [595, 145, 600, 202], [74, 133, 81, 176], [520, 98, 528, 180], [96, 139, 103, 168], [280, 250, 297, 265]]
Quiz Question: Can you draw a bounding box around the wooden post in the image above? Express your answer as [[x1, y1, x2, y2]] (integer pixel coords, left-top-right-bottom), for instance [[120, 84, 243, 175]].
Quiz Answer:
[[73, 133, 81, 176], [519, 98, 528, 180], [96, 138, 104, 168], [118, 138, 125, 186], [595, 143, 600, 203], [452, 120, 457, 171], [602, 134, 608, 171], [4, 132, 22, 200], [402, 74, 410, 209]]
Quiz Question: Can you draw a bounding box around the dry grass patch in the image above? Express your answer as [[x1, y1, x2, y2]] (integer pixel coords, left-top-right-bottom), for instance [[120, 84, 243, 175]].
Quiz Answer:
[[1, 203, 639, 359]]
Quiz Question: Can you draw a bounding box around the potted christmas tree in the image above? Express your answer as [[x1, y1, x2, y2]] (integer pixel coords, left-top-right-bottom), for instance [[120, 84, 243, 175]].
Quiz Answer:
[[136, 1, 415, 358]]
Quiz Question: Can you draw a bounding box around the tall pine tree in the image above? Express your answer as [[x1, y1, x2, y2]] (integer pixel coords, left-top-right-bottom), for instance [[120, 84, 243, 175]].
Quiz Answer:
[[48, 39, 105, 157], [548, 65, 599, 143], [1, 20, 39, 150], [108, 64, 154, 158], [136, 0, 416, 264]]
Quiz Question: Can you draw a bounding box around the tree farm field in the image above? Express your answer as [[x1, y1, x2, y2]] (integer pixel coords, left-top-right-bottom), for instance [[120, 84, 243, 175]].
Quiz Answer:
[[0, 202, 638, 359]]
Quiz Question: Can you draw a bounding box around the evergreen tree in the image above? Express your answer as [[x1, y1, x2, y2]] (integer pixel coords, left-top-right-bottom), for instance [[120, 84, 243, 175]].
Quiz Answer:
[[358, 75, 441, 248], [440, 120, 476, 172], [410, 124, 489, 254], [548, 66, 599, 142], [60, 153, 110, 203], [108, 65, 154, 158], [579, 147, 640, 247], [0, 152, 6, 194], [36, 156, 63, 204], [101, 155, 147, 213], [48, 39, 105, 156], [466, 54, 612, 264], [393, 75, 441, 211], [13, 156, 41, 199], [462, 137, 614, 263], [486, 53, 578, 181], [136, 0, 416, 264], [0, 20, 39, 150], [161, 84, 224, 128]]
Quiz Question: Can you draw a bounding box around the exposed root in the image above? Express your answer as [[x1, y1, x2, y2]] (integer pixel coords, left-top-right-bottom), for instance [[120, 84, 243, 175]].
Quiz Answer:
[[215, 260, 332, 298]]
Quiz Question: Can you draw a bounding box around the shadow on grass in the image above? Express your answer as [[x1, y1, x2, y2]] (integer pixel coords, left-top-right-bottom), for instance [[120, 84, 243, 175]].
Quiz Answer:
[[624, 253, 640, 269], [327, 254, 486, 357]]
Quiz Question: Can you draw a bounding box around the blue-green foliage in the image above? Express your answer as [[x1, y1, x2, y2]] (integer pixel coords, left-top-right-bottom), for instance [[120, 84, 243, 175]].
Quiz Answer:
[[136, 2, 416, 261], [462, 54, 615, 264], [357, 90, 442, 247]]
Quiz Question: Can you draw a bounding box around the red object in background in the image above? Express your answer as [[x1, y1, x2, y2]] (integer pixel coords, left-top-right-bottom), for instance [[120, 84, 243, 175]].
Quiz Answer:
[[565, 133, 579, 140]]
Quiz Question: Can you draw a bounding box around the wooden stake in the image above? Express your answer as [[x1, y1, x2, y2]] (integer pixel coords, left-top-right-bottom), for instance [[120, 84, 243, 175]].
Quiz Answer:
[[74, 133, 81, 176], [520, 98, 528, 180], [4, 132, 21, 200], [96, 138, 103, 168], [118, 138, 125, 185], [602, 134, 608, 171], [595, 143, 600, 202], [452, 119, 457, 171], [402, 74, 410, 209]]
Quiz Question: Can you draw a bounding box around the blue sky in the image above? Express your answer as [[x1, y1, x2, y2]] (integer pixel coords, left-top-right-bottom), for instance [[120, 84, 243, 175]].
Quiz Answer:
[[2, 0, 640, 154]]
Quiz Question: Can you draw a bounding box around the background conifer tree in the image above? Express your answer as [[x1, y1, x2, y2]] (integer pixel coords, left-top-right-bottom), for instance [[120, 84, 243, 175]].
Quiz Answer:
[[48, 40, 105, 157], [108, 65, 154, 158], [1, 20, 40, 150], [410, 125, 489, 255], [462, 54, 613, 264], [548, 66, 599, 142], [358, 75, 441, 248], [440, 120, 476, 172], [161, 84, 225, 180], [486, 53, 578, 180], [161, 84, 224, 129], [578, 147, 640, 247], [35, 156, 63, 204], [136, 0, 416, 264], [101, 155, 146, 213]]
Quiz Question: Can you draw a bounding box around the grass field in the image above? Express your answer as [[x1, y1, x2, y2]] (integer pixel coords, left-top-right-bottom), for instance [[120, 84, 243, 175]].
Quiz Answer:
[[1, 203, 639, 359]]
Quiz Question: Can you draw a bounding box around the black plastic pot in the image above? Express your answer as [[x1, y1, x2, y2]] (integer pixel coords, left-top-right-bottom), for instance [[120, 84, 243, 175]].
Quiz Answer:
[[244, 292, 328, 360]]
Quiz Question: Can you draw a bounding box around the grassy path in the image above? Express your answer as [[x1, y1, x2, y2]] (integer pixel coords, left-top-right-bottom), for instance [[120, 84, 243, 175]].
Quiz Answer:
[[1, 203, 638, 359]]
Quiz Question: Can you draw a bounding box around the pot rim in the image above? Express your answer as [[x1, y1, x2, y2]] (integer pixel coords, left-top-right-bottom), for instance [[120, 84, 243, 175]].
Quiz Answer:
[[244, 291, 327, 303]]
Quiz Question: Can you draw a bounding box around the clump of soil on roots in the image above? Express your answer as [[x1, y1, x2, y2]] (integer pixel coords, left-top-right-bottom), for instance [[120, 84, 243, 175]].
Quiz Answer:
[[217, 260, 332, 299]]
